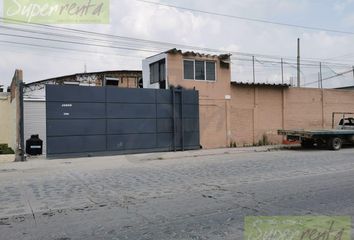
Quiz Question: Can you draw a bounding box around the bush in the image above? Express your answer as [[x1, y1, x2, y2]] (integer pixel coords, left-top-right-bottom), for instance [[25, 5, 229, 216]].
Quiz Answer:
[[0, 144, 15, 155]]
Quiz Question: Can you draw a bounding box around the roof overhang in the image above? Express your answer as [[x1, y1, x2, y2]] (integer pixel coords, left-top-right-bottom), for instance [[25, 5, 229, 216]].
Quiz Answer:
[[166, 48, 231, 59], [231, 81, 291, 88]]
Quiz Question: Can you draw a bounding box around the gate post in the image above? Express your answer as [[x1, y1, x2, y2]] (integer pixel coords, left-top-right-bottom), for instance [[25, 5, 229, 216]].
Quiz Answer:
[[181, 90, 184, 151], [172, 88, 176, 152]]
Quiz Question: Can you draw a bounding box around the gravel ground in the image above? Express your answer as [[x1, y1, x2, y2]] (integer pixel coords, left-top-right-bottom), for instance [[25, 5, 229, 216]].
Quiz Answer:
[[0, 146, 354, 239]]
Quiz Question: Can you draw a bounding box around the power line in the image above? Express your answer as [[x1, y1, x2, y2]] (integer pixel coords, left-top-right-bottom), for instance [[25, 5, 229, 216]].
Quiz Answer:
[[0, 40, 147, 59], [137, 0, 354, 36], [231, 57, 350, 68], [2, 16, 353, 67], [1, 17, 353, 87], [324, 52, 354, 61], [0, 25, 168, 52], [3, 28, 346, 69], [0, 32, 159, 53], [303, 69, 353, 86]]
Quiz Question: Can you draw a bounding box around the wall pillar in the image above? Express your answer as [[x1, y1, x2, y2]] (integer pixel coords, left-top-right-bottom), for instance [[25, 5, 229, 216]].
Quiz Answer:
[[321, 90, 325, 128], [252, 87, 259, 144], [225, 98, 231, 147], [11, 69, 25, 162]]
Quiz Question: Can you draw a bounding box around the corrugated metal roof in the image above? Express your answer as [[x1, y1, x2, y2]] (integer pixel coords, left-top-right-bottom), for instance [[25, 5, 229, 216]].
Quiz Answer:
[[25, 70, 142, 86], [165, 48, 231, 59], [335, 85, 354, 90], [231, 81, 291, 88]]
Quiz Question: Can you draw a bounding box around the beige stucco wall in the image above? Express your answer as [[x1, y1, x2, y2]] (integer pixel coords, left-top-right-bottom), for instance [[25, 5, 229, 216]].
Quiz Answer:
[[0, 94, 16, 150], [230, 86, 354, 147], [164, 52, 354, 149], [167, 53, 231, 148], [230, 86, 284, 146], [167, 53, 231, 100], [119, 77, 138, 88]]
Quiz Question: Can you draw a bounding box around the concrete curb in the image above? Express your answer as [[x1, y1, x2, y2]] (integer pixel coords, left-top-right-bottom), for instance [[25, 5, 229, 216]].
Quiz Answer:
[[124, 144, 296, 162], [0, 154, 15, 164], [1, 145, 298, 170]]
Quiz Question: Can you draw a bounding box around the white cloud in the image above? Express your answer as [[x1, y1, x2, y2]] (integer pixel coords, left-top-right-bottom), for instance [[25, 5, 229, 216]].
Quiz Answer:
[[334, 0, 354, 13], [1, 0, 354, 88]]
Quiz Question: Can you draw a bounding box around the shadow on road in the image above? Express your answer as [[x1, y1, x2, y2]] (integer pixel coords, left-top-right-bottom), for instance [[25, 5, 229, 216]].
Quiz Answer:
[[280, 145, 354, 152]]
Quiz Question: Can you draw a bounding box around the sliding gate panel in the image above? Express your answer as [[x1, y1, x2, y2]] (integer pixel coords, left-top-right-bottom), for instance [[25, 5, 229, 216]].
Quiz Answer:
[[46, 85, 199, 157]]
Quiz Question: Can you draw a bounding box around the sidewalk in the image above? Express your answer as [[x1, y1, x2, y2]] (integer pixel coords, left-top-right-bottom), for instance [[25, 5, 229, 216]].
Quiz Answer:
[[129, 144, 291, 161], [0, 145, 294, 170]]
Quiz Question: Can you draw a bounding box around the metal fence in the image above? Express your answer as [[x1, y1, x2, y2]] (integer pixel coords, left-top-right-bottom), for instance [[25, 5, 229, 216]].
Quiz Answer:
[[46, 85, 200, 158], [231, 56, 354, 88]]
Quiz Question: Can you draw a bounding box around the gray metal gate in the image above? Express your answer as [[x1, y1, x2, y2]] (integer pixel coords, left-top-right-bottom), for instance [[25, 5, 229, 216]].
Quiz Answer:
[[46, 85, 199, 157]]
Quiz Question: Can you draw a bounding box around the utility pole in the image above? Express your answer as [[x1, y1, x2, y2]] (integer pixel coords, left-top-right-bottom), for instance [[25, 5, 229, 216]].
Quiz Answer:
[[297, 38, 300, 87], [352, 66, 354, 83], [252, 56, 256, 83], [319, 62, 323, 89], [281, 58, 284, 84]]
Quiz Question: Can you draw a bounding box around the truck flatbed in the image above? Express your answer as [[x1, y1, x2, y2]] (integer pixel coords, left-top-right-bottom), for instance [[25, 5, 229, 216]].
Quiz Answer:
[[278, 129, 354, 138], [278, 113, 354, 150], [278, 128, 354, 150]]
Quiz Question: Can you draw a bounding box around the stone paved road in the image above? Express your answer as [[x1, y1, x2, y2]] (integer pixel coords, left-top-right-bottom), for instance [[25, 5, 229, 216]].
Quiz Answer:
[[1, 147, 354, 239]]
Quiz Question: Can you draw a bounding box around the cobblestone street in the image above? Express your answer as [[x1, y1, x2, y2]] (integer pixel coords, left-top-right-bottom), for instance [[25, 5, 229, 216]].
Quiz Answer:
[[1, 147, 354, 239]]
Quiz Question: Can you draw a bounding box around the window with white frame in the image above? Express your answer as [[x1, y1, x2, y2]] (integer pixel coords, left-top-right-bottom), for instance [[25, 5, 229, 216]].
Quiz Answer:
[[183, 60, 216, 81]]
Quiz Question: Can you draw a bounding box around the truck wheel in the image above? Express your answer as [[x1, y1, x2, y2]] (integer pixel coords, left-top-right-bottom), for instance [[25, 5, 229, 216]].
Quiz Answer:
[[328, 137, 342, 151], [301, 139, 314, 148]]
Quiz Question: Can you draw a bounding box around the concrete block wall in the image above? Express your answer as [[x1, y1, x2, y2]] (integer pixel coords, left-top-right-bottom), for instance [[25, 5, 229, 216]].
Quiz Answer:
[[165, 52, 233, 149], [229, 86, 284, 146], [228, 86, 354, 148], [0, 69, 24, 160], [0, 93, 16, 151], [284, 88, 324, 129], [148, 51, 354, 149], [199, 99, 228, 149], [323, 89, 354, 127]]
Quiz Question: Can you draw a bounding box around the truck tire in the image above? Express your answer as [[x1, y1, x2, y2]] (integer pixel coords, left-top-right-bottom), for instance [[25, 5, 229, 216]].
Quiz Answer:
[[328, 137, 342, 151]]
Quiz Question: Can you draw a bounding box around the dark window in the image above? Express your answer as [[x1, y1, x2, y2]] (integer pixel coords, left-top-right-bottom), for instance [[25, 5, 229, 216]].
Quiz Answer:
[[195, 61, 205, 80], [150, 62, 158, 84], [206, 62, 216, 81], [138, 78, 143, 88], [105, 77, 119, 86], [159, 60, 165, 82], [183, 59, 217, 81], [106, 80, 119, 86], [149, 59, 166, 89], [184, 60, 194, 79]]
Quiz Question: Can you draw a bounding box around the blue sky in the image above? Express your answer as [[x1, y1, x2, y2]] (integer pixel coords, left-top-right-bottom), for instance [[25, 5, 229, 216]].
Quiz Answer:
[[1, 0, 354, 88]]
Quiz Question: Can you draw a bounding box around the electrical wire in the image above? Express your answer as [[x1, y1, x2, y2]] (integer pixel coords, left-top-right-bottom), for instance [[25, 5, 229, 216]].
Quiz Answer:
[[1, 17, 354, 87], [137, 0, 354, 36], [303, 69, 353, 86], [1, 16, 353, 67]]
